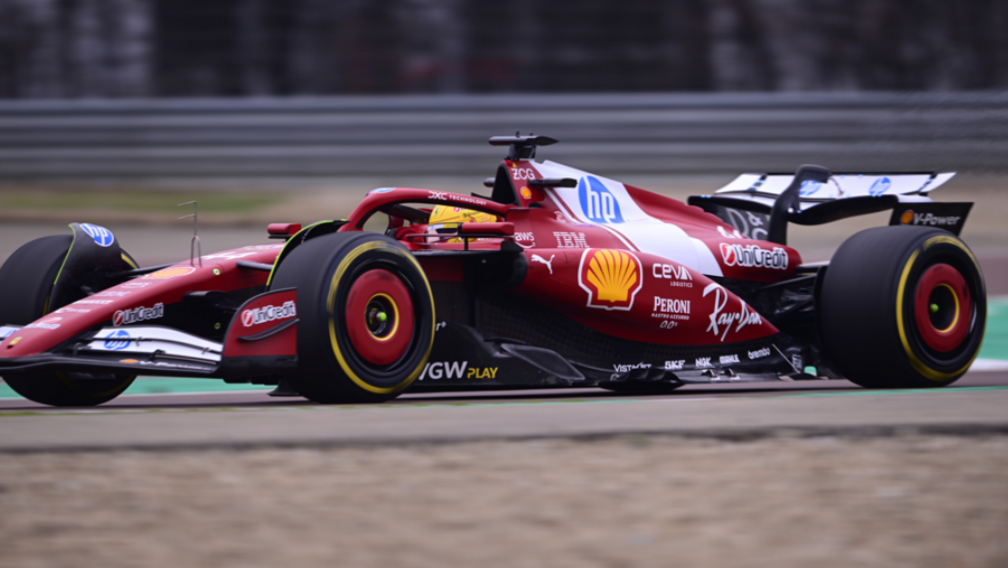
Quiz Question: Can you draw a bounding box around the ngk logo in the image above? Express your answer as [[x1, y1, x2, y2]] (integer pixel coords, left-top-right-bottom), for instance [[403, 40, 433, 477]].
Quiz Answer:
[[720, 243, 789, 270], [241, 301, 297, 327], [113, 303, 164, 326]]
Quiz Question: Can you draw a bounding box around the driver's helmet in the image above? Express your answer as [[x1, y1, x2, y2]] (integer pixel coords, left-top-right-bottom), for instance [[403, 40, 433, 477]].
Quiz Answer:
[[427, 206, 498, 243]]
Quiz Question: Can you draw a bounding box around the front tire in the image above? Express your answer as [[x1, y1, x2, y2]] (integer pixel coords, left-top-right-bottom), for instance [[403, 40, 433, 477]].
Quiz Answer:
[[818, 226, 986, 388], [271, 232, 435, 403], [0, 235, 136, 406]]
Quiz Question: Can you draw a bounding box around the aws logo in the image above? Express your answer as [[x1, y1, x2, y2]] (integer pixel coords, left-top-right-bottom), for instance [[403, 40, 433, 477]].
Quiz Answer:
[[578, 249, 642, 311], [578, 176, 623, 223]]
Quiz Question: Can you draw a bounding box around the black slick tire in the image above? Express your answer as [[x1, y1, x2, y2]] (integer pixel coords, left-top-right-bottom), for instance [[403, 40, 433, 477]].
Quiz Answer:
[[270, 232, 435, 403], [0, 235, 136, 406], [818, 226, 986, 388]]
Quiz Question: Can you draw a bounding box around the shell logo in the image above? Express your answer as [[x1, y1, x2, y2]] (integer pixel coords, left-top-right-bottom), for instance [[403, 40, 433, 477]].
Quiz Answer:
[[521, 186, 531, 199], [578, 249, 642, 311], [900, 210, 914, 225], [146, 267, 196, 279]]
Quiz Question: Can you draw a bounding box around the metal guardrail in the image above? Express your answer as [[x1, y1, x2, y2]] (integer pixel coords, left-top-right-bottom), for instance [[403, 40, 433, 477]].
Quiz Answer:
[[0, 92, 1006, 179]]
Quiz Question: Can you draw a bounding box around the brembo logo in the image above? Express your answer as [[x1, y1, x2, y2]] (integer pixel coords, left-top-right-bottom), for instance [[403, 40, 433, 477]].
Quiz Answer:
[[578, 249, 642, 311], [578, 176, 623, 223], [241, 301, 296, 327], [113, 303, 164, 326], [720, 244, 789, 270]]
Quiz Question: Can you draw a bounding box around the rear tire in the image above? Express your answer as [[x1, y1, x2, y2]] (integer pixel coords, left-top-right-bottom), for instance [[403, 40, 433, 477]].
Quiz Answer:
[[818, 226, 986, 388], [271, 232, 435, 403], [0, 235, 136, 406]]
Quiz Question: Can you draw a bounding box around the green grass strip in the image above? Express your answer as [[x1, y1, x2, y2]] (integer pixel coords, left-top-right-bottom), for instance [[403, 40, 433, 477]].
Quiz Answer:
[[0, 192, 283, 214], [0, 378, 270, 399], [978, 299, 1008, 361]]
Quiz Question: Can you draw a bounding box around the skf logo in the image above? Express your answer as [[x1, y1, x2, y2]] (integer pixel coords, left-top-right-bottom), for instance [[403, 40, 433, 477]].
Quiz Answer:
[[578, 249, 642, 311], [578, 176, 623, 223]]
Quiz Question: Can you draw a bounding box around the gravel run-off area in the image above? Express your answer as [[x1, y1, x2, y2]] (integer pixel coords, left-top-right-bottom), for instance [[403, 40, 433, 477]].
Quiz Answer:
[[1, 433, 1006, 568]]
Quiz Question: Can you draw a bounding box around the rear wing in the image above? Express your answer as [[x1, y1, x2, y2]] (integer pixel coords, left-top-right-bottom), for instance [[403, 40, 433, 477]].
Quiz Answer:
[[688, 171, 971, 239]]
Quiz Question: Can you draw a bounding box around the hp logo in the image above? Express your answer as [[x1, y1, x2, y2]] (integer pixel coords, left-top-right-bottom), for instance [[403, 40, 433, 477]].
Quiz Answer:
[[103, 329, 131, 351], [578, 176, 623, 223], [81, 223, 115, 247], [869, 177, 892, 197], [799, 180, 822, 197]]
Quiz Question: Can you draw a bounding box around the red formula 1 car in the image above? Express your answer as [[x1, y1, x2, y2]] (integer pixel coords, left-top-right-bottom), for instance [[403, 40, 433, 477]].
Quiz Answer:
[[0, 135, 987, 406]]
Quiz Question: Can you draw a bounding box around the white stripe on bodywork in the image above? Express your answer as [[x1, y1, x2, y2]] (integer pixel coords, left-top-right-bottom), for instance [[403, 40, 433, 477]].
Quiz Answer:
[[539, 160, 723, 277]]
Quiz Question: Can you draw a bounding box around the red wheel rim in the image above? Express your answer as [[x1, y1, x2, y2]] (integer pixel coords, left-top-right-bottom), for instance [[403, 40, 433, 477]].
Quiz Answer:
[[913, 263, 971, 352], [344, 269, 415, 366]]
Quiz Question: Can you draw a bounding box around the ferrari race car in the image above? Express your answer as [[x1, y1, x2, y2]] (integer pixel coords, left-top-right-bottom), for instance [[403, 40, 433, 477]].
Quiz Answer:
[[0, 135, 987, 406]]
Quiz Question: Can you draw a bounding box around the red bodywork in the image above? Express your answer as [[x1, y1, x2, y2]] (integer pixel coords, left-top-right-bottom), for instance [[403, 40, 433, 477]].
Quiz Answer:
[[339, 160, 799, 347], [0, 157, 800, 368]]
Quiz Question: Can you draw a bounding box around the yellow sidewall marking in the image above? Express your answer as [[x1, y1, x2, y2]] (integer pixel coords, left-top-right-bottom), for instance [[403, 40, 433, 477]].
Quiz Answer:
[[896, 236, 985, 382], [44, 225, 79, 315], [326, 240, 435, 395]]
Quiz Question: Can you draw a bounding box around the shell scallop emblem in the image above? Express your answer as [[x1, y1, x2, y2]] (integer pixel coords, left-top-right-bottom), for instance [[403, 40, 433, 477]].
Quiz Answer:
[[578, 249, 643, 311], [900, 210, 914, 225]]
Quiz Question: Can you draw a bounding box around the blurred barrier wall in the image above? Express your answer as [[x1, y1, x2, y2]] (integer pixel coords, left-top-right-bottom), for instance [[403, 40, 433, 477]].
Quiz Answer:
[[3, 1, 1007, 98], [1, 92, 1007, 180]]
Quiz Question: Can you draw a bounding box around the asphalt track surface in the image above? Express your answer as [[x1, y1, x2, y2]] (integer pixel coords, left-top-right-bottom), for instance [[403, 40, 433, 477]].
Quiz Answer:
[[1, 370, 1006, 452]]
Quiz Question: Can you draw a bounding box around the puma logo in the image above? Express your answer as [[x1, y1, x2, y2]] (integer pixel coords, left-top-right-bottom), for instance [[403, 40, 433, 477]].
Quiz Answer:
[[531, 254, 555, 275]]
